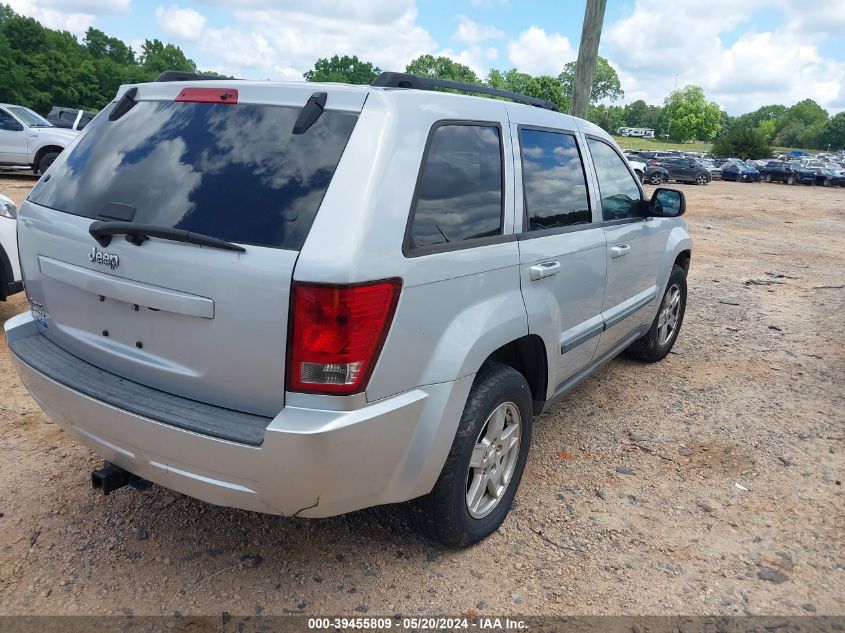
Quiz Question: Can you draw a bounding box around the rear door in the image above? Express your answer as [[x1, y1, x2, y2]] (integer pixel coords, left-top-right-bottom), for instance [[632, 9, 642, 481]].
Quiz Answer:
[[19, 82, 365, 417], [513, 123, 607, 387], [0, 108, 27, 165]]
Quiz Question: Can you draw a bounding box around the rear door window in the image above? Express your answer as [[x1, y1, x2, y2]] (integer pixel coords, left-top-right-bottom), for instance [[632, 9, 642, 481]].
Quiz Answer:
[[407, 123, 503, 253], [28, 100, 358, 250], [519, 128, 591, 231]]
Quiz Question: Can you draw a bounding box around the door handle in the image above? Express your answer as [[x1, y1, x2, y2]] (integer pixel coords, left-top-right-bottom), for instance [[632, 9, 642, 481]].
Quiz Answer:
[[610, 244, 631, 258], [529, 261, 561, 280]]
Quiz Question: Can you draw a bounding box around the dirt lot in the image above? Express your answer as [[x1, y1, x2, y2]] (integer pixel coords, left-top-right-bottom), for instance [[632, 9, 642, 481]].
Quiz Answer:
[[0, 174, 842, 617]]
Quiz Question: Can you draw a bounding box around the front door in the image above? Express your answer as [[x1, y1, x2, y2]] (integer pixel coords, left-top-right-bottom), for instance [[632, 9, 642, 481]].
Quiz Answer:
[[513, 124, 607, 388], [585, 137, 666, 360]]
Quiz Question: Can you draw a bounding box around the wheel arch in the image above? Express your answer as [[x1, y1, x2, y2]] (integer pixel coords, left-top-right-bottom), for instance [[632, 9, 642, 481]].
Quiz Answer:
[[32, 145, 64, 172], [674, 249, 691, 276], [481, 334, 548, 415], [0, 243, 10, 300]]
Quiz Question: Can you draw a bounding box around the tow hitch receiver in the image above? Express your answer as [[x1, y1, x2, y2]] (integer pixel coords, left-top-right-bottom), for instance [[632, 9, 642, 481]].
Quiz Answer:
[[91, 461, 151, 495]]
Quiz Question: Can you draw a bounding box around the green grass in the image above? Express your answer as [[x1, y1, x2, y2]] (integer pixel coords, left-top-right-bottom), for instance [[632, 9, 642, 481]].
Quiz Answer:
[[613, 137, 824, 156], [612, 136, 713, 152]]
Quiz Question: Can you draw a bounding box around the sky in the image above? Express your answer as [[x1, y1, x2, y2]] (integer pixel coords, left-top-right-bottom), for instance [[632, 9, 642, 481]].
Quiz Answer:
[[8, 0, 845, 115]]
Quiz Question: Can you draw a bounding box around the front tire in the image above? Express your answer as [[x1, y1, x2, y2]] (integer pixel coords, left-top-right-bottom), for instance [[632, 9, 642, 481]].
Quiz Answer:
[[786, 175, 795, 185], [38, 151, 60, 175], [764, 174, 772, 183], [626, 265, 687, 363], [696, 173, 708, 185], [407, 363, 533, 548]]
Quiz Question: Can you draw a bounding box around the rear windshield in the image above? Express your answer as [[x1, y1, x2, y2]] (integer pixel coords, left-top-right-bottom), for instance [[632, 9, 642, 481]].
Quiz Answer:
[[29, 100, 358, 250]]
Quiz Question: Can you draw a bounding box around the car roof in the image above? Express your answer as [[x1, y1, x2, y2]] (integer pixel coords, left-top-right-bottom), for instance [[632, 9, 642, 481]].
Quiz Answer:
[[119, 78, 599, 139]]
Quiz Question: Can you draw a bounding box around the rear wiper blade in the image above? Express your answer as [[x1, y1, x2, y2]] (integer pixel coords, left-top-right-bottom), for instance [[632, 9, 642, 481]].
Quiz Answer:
[[88, 221, 246, 252]]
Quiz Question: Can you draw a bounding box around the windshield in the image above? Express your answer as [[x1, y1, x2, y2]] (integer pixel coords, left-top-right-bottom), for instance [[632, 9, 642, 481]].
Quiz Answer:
[[28, 100, 358, 250], [8, 106, 53, 128]]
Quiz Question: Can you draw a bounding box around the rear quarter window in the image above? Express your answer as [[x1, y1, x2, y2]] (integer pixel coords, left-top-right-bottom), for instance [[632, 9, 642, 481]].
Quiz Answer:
[[28, 100, 358, 250], [406, 122, 503, 254]]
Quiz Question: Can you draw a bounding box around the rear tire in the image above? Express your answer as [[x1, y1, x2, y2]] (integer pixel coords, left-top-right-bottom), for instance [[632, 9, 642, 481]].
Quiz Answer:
[[649, 172, 663, 185], [786, 176, 795, 185], [764, 174, 772, 183], [38, 151, 59, 175], [407, 362, 533, 548], [626, 265, 687, 363]]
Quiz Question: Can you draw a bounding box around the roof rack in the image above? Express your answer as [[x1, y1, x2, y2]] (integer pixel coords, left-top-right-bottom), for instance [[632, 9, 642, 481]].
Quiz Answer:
[[371, 72, 558, 111], [155, 71, 235, 82]]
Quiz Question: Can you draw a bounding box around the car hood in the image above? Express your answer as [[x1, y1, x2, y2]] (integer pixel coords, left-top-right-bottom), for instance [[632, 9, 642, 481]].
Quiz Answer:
[[27, 127, 79, 146]]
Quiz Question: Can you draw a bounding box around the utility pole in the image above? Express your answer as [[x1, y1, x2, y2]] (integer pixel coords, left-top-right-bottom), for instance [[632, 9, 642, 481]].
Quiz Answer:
[[569, 0, 607, 119]]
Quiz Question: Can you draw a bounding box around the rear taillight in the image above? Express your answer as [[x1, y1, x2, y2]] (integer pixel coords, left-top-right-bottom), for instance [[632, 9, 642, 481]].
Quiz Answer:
[[287, 279, 402, 395]]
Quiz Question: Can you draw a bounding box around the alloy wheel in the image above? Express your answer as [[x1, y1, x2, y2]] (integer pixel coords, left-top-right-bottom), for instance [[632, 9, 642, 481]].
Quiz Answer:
[[466, 402, 522, 519], [657, 283, 682, 347]]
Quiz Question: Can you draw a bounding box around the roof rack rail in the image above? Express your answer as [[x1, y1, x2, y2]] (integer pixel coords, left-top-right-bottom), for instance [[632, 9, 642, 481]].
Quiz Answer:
[[371, 72, 558, 112], [155, 70, 235, 82]]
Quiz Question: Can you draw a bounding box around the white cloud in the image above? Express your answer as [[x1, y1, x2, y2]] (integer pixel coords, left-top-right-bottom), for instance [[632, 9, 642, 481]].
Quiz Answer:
[[37, 0, 129, 12], [155, 5, 206, 41], [506, 26, 575, 76], [7, 0, 95, 33], [149, 3, 436, 80], [453, 15, 504, 45], [196, 0, 412, 23], [6, 0, 129, 34], [702, 30, 845, 114], [778, 0, 845, 38], [603, 0, 845, 113]]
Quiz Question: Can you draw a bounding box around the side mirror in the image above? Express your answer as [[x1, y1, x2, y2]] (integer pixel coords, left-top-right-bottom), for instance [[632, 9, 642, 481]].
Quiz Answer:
[[649, 188, 685, 217], [1, 119, 24, 131]]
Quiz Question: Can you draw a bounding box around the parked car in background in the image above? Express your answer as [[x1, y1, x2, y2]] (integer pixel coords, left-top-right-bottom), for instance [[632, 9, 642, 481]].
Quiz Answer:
[[821, 169, 845, 186], [806, 167, 837, 187], [760, 161, 816, 185], [640, 165, 669, 185], [47, 106, 97, 131], [4, 71, 693, 547], [0, 103, 79, 173], [625, 155, 648, 182], [651, 156, 711, 185], [760, 161, 799, 184], [786, 163, 816, 185], [721, 162, 760, 182], [0, 193, 22, 301], [697, 159, 722, 181]]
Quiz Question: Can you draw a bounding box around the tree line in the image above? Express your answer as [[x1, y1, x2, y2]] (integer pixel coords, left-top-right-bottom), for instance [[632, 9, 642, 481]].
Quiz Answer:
[[1, 4, 842, 155], [307, 53, 845, 156], [0, 4, 204, 114]]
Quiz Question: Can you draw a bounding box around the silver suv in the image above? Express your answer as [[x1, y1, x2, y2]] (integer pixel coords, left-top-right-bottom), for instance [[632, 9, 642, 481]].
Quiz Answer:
[[5, 72, 692, 547]]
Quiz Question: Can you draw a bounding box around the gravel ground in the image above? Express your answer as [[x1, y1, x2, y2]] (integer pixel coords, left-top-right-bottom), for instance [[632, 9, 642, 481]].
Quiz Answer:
[[0, 175, 842, 617]]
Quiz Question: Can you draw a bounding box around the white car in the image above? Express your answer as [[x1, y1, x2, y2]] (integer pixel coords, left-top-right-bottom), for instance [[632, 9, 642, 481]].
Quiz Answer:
[[624, 154, 647, 181], [0, 194, 22, 300], [0, 104, 79, 174]]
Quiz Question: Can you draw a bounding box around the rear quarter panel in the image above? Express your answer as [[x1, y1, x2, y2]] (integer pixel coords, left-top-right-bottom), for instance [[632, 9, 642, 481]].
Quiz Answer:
[[294, 91, 528, 403]]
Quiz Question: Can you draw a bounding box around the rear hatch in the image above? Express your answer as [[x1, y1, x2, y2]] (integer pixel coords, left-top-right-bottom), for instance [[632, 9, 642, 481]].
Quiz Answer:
[[19, 81, 364, 417]]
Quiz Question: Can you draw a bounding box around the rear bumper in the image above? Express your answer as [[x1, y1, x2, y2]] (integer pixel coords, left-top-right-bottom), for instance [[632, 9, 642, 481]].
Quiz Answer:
[[5, 312, 473, 517]]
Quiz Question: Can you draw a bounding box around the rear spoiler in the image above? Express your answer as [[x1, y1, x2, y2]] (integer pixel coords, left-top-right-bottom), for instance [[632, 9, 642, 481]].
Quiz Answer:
[[155, 70, 238, 82]]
